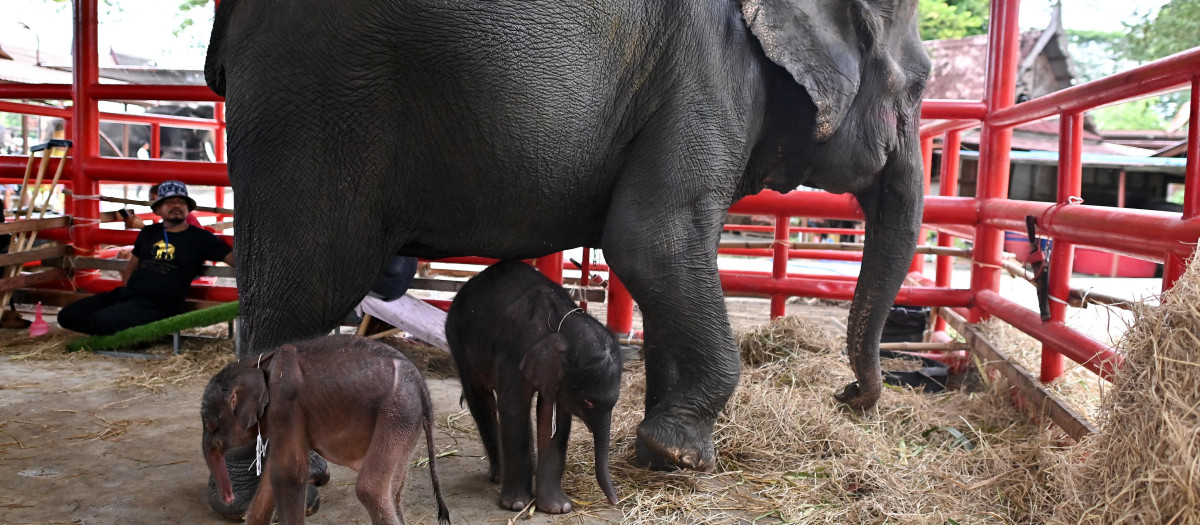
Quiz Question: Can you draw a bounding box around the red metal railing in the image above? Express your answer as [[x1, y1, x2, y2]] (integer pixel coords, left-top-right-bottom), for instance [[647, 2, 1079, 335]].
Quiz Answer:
[[1, 0, 1197, 387]]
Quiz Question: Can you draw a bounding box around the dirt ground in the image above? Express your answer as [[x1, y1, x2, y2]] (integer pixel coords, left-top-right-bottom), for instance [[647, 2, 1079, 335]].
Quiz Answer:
[[1, 297, 842, 525]]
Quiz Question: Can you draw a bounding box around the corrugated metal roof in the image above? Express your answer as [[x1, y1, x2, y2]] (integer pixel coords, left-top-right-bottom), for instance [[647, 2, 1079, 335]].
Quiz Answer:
[[0, 59, 75, 84]]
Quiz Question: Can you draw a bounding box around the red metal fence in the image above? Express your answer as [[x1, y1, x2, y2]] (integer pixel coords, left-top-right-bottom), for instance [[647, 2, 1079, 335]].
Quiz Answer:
[[1, 0, 1197, 386]]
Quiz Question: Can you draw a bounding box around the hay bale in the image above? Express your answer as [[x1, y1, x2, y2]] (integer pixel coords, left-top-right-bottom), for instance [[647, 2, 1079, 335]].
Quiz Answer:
[[1050, 257, 1200, 524], [737, 315, 843, 366]]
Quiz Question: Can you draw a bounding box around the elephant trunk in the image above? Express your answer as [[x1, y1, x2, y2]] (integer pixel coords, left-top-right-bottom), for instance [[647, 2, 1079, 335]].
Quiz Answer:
[[837, 141, 925, 410], [204, 444, 235, 505], [591, 415, 618, 504]]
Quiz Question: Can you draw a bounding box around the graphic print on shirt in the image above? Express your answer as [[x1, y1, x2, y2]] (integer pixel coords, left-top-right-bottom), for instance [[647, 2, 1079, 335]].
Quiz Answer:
[[154, 240, 176, 261]]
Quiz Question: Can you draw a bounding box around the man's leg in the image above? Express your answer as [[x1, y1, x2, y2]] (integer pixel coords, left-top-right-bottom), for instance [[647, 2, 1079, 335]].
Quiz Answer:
[[57, 290, 123, 335], [85, 292, 173, 335]]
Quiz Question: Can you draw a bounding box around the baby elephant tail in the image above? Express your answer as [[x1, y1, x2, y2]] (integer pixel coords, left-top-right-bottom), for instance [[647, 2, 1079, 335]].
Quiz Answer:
[[420, 379, 451, 525]]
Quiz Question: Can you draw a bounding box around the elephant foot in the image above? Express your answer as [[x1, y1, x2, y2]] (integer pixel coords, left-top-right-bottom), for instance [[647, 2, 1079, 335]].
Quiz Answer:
[[206, 446, 327, 521], [833, 381, 881, 410], [535, 488, 574, 514], [499, 486, 534, 512], [634, 411, 716, 472]]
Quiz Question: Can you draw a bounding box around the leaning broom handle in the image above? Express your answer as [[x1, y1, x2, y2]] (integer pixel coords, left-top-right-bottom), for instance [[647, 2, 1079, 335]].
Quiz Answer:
[[4, 145, 52, 278], [11, 147, 40, 216], [17, 144, 69, 253], [1, 144, 70, 310]]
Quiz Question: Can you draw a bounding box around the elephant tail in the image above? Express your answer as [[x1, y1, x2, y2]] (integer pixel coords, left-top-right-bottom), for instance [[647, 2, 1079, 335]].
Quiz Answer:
[[419, 378, 451, 525]]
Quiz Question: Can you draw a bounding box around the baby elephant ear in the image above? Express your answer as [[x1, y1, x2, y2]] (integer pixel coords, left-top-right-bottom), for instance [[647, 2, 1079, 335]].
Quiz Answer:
[[520, 335, 568, 401], [740, 0, 864, 141]]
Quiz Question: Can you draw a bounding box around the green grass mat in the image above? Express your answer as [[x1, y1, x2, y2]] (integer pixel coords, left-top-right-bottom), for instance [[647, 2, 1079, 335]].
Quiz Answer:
[[67, 301, 239, 353]]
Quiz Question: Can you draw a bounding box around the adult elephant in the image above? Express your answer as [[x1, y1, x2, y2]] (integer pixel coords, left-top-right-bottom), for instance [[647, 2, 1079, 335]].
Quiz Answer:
[[207, 0, 930, 472]]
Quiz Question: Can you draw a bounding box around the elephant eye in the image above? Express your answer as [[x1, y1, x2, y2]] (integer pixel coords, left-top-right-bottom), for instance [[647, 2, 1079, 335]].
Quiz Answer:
[[582, 399, 594, 410]]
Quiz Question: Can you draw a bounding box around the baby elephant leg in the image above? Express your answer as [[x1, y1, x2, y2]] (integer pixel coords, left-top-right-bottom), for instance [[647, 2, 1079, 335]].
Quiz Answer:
[[357, 414, 421, 525]]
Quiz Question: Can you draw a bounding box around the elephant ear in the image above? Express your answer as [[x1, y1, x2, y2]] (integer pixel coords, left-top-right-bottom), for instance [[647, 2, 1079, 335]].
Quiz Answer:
[[230, 368, 269, 431], [520, 334, 569, 403], [740, 0, 868, 141]]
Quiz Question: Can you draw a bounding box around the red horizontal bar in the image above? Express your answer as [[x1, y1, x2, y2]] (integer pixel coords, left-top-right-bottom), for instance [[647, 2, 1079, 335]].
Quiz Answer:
[[980, 199, 1199, 261], [719, 271, 972, 307], [732, 191, 978, 226], [975, 290, 1120, 379], [79, 277, 238, 302], [100, 112, 221, 130], [89, 84, 223, 103], [720, 248, 865, 262], [731, 270, 859, 282], [84, 157, 229, 186], [0, 100, 72, 118], [920, 99, 987, 120], [0, 83, 73, 100], [990, 47, 1200, 128], [723, 224, 865, 235], [919, 119, 980, 138], [0, 154, 75, 181]]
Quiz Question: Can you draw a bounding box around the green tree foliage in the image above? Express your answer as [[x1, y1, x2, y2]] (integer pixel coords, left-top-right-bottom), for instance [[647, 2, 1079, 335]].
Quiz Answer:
[[918, 0, 990, 40], [1091, 99, 1166, 131], [1074, 1, 1197, 130], [1121, 0, 1200, 63]]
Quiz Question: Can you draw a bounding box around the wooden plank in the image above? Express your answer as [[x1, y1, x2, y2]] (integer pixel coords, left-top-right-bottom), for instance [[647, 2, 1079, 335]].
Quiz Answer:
[[0, 244, 71, 267], [0, 216, 71, 235], [0, 268, 67, 292], [70, 256, 236, 277], [940, 308, 1097, 441]]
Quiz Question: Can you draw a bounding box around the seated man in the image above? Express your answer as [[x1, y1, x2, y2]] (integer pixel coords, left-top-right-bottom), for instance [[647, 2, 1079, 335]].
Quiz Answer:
[[59, 180, 234, 335]]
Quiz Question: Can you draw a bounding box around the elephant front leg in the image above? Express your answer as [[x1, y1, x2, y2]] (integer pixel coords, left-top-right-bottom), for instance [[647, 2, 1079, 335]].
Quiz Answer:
[[533, 399, 574, 513], [495, 383, 535, 511], [603, 202, 740, 473]]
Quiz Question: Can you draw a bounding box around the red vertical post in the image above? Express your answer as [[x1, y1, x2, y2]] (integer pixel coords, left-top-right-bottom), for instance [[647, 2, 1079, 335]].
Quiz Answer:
[[214, 101, 228, 219], [579, 247, 592, 312], [1164, 77, 1199, 289], [770, 214, 789, 319], [606, 271, 634, 336], [70, 0, 101, 256], [968, 0, 1021, 323], [150, 123, 161, 159], [1042, 112, 1083, 383], [934, 130, 962, 332], [909, 135, 934, 274], [534, 253, 563, 284]]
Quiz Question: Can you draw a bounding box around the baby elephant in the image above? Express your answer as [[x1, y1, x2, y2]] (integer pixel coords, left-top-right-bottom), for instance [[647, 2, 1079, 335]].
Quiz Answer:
[[446, 260, 623, 513], [201, 335, 450, 525]]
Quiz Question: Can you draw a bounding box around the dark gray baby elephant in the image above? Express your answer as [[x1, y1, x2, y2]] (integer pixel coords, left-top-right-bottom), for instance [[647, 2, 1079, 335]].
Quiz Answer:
[[446, 260, 623, 513], [200, 335, 450, 525]]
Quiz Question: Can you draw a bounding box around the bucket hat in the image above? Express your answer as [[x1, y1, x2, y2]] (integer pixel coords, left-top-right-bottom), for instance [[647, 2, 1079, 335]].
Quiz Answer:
[[151, 180, 197, 211]]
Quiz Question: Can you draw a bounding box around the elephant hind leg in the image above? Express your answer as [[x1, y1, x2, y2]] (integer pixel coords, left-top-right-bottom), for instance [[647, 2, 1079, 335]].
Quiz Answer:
[[357, 418, 418, 525]]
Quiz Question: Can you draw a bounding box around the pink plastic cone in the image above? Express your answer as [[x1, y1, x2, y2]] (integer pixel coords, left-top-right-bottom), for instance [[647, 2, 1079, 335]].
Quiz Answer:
[[29, 302, 49, 338]]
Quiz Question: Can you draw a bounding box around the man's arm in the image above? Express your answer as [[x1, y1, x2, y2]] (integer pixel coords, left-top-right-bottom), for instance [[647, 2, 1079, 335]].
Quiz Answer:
[[121, 254, 139, 284], [222, 251, 235, 267]]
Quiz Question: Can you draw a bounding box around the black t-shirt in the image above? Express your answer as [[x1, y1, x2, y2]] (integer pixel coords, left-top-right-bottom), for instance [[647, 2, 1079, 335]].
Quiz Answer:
[[126, 223, 231, 308]]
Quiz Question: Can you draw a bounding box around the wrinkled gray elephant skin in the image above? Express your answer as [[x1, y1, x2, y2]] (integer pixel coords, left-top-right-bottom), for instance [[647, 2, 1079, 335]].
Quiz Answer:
[[446, 260, 623, 513], [206, 0, 930, 472]]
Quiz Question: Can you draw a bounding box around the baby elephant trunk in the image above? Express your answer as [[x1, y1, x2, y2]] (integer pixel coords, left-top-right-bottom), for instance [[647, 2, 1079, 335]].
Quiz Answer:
[[204, 445, 235, 504], [591, 416, 618, 504]]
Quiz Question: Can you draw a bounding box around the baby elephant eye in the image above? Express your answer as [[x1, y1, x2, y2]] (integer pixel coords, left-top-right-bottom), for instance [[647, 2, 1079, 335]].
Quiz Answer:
[[581, 399, 594, 410]]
